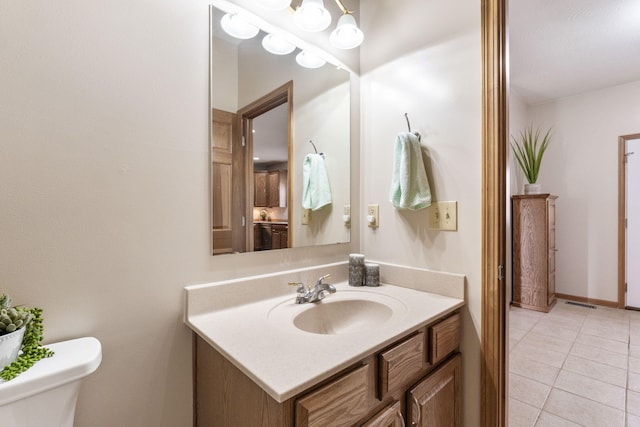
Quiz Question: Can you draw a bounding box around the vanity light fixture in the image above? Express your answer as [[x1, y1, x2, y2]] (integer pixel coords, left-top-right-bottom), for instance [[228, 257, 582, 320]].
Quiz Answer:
[[293, 0, 332, 32], [261, 0, 292, 11], [329, 12, 363, 49], [262, 33, 296, 55], [295, 50, 326, 68], [220, 12, 259, 39]]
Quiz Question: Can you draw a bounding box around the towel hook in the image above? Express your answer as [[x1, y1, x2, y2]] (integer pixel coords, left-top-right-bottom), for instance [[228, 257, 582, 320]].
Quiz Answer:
[[403, 113, 421, 141], [404, 113, 412, 133], [309, 140, 324, 156]]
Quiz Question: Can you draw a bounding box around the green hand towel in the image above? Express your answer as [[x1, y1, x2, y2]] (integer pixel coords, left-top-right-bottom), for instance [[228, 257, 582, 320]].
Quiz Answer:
[[389, 132, 432, 210], [302, 154, 332, 211]]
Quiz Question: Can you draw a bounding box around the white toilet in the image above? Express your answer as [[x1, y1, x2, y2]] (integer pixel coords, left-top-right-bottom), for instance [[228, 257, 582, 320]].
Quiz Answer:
[[0, 337, 102, 427]]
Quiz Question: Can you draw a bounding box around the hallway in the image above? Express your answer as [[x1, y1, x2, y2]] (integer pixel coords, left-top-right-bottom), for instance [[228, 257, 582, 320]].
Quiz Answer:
[[509, 300, 640, 426]]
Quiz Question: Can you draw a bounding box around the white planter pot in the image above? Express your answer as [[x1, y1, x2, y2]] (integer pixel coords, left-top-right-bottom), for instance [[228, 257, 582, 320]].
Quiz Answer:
[[0, 327, 26, 370], [524, 183, 541, 194]]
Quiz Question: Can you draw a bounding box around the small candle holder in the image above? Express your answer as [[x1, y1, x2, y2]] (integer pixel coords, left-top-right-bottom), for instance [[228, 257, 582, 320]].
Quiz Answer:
[[364, 262, 380, 287], [349, 253, 365, 286]]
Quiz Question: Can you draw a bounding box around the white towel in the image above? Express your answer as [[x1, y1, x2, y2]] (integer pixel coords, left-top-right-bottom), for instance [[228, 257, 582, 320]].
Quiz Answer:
[[302, 154, 332, 211], [389, 132, 432, 210]]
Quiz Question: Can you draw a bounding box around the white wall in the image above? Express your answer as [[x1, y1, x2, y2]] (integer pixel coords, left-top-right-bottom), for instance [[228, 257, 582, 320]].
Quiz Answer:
[[359, 0, 482, 424], [522, 80, 640, 303], [0, 1, 351, 426]]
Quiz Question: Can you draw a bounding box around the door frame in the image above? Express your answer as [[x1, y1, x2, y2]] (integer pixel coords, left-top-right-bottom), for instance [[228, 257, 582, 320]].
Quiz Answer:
[[237, 81, 294, 250], [481, 0, 508, 425], [619, 133, 640, 308]]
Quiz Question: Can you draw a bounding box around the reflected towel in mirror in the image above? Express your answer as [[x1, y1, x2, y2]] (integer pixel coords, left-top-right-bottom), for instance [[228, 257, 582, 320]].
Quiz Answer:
[[389, 132, 432, 210], [302, 154, 332, 211]]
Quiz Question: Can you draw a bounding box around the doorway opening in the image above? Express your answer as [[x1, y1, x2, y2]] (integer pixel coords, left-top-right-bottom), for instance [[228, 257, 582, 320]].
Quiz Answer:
[[237, 81, 293, 252], [619, 133, 640, 308]]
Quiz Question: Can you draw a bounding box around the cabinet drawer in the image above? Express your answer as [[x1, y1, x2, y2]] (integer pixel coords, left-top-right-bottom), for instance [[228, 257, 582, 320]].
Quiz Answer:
[[362, 401, 404, 427], [379, 330, 425, 397], [429, 313, 461, 365], [296, 362, 374, 427]]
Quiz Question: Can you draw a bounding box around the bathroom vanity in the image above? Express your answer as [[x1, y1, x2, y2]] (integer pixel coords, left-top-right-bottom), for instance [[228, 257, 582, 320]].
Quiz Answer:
[[184, 262, 465, 426]]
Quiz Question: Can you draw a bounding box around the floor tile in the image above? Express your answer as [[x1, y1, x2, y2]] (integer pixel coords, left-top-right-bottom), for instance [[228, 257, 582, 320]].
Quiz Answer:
[[575, 332, 629, 355], [554, 369, 626, 410], [534, 411, 582, 427], [543, 388, 624, 427], [628, 413, 640, 427], [523, 331, 574, 354], [511, 340, 568, 368], [510, 325, 530, 342], [510, 352, 560, 385], [629, 371, 640, 393], [509, 301, 639, 425], [562, 354, 627, 387], [509, 398, 540, 427], [531, 318, 581, 341], [628, 390, 640, 417], [570, 342, 628, 369], [510, 373, 551, 409]]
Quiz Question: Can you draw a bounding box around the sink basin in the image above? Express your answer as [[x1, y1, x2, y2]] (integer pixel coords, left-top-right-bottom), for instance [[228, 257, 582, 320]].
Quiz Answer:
[[293, 299, 393, 334], [267, 290, 408, 335]]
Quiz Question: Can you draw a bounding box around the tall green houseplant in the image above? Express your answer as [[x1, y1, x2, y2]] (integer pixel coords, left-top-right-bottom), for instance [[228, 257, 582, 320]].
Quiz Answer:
[[511, 125, 552, 184]]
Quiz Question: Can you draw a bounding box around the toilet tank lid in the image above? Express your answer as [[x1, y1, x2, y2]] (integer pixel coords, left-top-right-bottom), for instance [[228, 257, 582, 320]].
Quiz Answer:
[[0, 337, 102, 406]]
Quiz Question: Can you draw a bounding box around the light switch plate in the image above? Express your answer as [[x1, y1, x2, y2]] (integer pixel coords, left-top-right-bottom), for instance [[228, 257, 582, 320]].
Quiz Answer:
[[367, 204, 379, 228], [302, 208, 311, 225], [428, 201, 457, 231]]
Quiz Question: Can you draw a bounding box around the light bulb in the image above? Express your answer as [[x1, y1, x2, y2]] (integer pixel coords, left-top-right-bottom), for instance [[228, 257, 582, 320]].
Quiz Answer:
[[220, 13, 259, 40], [293, 0, 331, 32], [296, 50, 326, 68], [330, 14, 364, 49], [262, 33, 296, 55]]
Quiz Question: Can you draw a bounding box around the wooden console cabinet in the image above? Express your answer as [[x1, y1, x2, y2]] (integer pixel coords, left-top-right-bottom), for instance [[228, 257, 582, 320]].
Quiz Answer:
[[512, 194, 557, 312], [193, 311, 462, 426]]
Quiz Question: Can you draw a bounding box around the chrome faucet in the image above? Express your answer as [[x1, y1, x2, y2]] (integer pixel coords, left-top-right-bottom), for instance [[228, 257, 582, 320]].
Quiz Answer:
[[288, 274, 336, 304]]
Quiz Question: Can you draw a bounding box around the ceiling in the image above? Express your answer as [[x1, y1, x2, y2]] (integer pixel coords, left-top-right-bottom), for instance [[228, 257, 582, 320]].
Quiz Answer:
[[509, 0, 640, 105]]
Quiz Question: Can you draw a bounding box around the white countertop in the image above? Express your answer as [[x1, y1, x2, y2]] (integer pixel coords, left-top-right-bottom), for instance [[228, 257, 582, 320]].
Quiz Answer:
[[184, 263, 464, 403]]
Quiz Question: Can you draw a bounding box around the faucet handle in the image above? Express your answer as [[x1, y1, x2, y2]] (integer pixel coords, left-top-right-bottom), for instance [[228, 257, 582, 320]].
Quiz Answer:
[[288, 282, 307, 293], [317, 274, 331, 284]]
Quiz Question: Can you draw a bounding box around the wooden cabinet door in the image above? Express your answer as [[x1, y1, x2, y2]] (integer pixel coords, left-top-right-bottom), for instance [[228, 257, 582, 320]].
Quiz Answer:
[[407, 354, 461, 427], [268, 170, 280, 207], [362, 401, 404, 427], [254, 171, 268, 207], [211, 109, 236, 255]]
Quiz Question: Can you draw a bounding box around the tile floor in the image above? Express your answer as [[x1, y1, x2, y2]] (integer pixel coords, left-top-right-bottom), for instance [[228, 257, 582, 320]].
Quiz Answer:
[[509, 299, 640, 426]]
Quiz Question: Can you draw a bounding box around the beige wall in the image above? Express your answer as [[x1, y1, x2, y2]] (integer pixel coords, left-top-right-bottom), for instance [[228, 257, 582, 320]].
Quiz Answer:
[[523, 80, 640, 303], [0, 0, 484, 425], [359, 0, 482, 424], [0, 1, 351, 426]]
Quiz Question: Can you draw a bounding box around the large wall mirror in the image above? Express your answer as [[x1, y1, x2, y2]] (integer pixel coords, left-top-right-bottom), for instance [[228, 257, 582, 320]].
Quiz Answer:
[[210, 3, 351, 256]]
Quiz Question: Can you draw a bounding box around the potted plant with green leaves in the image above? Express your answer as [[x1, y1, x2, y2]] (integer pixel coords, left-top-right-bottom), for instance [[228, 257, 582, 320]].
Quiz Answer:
[[0, 293, 53, 381], [511, 125, 552, 194]]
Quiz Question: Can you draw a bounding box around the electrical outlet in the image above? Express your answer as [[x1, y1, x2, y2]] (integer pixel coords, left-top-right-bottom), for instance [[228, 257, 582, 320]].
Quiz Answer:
[[343, 205, 351, 226], [367, 204, 379, 228], [302, 208, 311, 225], [428, 201, 457, 231]]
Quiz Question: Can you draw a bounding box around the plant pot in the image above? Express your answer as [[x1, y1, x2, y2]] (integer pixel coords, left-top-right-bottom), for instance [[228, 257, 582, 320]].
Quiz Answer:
[[0, 327, 26, 370], [524, 183, 541, 194]]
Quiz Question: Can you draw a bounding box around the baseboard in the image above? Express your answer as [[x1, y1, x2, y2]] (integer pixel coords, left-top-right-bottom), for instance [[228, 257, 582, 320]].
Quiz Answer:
[[555, 293, 619, 309]]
